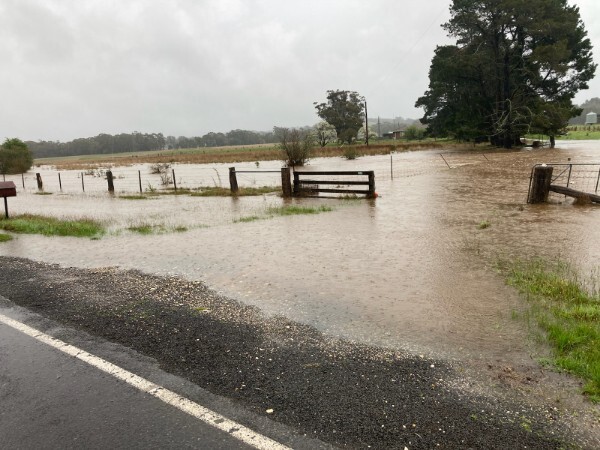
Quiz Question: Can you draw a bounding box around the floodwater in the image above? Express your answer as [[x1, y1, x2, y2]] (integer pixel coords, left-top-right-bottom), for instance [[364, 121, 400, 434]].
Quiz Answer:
[[2, 142, 599, 366]]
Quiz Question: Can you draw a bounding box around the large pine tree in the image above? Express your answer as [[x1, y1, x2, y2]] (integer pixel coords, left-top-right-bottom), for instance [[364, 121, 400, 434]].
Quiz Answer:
[[416, 0, 596, 148]]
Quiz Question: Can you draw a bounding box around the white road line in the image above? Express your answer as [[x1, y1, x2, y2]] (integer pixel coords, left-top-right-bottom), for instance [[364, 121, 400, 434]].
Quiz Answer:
[[0, 313, 291, 450]]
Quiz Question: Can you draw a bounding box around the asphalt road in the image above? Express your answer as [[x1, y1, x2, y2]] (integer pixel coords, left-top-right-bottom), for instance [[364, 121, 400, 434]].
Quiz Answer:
[[0, 258, 592, 449], [0, 304, 323, 450]]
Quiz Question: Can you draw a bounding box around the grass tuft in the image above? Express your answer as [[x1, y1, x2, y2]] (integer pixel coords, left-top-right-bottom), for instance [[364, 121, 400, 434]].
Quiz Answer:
[[234, 215, 261, 223], [0, 233, 13, 243], [267, 205, 333, 216], [191, 186, 278, 197], [127, 224, 156, 235], [503, 258, 600, 402], [120, 195, 148, 200], [0, 214, 104, 238]]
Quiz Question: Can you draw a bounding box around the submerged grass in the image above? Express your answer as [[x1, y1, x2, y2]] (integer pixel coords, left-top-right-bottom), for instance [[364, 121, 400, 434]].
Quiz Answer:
[[0, 214, 104, 238], [0, 233, 13, 243], [118, 186, 278, 199], [267, 205, 333, 216], [127, 223, 189, 234], [502, 258, 600, 402], [191, 186, 278, 197], [234, 204, 334, 224]]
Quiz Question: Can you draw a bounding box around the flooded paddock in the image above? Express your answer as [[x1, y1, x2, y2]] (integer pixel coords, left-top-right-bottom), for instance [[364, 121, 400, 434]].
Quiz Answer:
[[2, 141, 599, 365]]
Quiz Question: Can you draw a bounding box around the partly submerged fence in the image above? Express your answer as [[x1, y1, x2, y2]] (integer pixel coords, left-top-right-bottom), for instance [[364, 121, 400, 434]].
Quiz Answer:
[[1, 165, 283, 195], [527, 163, 600, 203]]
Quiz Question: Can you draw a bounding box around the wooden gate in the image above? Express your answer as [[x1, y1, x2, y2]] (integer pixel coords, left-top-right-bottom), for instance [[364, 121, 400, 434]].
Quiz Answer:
[[291, 170, 375, 198]]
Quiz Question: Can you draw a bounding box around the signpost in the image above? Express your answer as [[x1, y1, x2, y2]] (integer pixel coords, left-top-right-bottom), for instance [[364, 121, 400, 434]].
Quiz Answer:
[[0, 181, 17, 219]]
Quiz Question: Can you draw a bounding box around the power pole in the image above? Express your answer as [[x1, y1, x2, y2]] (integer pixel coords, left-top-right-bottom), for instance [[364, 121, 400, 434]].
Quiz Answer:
[[378, 116, 381, 138], [365, 101, 369, 146]]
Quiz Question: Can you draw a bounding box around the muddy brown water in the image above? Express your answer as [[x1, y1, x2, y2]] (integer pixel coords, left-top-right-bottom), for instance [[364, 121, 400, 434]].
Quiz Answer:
[[2, 142, 599, 367]]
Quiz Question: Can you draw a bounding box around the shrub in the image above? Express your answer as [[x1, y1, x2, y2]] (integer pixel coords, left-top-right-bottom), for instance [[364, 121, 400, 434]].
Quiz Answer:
[[275, 127, 314, 167], [0, 138, 33, 174]]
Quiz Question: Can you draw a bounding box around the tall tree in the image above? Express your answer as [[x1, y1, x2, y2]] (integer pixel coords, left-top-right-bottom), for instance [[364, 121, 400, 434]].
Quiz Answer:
[[0, 138, 33, 174], [416, 0, 596, 148], [314, 90, 365, 144]]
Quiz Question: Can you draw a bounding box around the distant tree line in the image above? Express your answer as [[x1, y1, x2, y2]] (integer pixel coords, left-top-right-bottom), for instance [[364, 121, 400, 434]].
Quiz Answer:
[[27, 129, 279, 159], [168, 129, 277, 150]]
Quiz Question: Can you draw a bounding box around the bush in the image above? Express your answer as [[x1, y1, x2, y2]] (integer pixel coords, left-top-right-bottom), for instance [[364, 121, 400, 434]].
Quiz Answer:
[[343, 146, 358, 160], [0, 138, 33, 174], [404, 125, 426, 140], [275, 127, 314, 167]]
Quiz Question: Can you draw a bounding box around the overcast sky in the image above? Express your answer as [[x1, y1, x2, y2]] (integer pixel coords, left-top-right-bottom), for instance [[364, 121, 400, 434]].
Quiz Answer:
[[1, 0, 599, 142]]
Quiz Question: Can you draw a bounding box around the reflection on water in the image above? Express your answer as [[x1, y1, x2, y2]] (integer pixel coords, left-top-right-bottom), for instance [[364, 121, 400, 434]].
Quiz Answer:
[[2, 142, 599, 364]]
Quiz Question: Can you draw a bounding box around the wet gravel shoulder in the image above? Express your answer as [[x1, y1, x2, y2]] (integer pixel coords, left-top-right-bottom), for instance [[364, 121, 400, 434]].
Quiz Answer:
[[0, 256, 591, 449]]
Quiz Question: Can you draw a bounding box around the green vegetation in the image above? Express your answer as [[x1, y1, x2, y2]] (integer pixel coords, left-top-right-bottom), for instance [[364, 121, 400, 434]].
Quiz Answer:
[[0, 138, 33, 174], [235, 205, 334, 224], [404, 125, 426, 141], [120, 195, 148, 200], [118, 186, 278, 199], [127, 224, 188, 234], [503, 259, 600, 401], [127, 224, 155, 234], [417, 0, 595, 147], [267, 205, 333, 216], [315, 90, 365, 144], [190, 186, 278, 197], [0, 214, 104, 238], [558, 125, 600, 140], [478, 220, 491, 230], [274, 127, 314, 167], [234, 215, 261, 223], [0, 233, 13, 243]]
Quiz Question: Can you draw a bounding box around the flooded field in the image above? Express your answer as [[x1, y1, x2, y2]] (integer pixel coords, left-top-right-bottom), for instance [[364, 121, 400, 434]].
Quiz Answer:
[[2, 141, 599, 365]]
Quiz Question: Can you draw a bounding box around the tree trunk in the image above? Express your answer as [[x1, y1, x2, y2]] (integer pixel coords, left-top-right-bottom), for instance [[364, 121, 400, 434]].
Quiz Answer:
[[550, 135, 556, 148]]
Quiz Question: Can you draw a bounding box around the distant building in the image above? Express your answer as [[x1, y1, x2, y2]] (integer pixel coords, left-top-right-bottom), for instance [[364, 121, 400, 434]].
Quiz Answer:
[[585, 112, 597, 124], [382, 130, 405, 139]]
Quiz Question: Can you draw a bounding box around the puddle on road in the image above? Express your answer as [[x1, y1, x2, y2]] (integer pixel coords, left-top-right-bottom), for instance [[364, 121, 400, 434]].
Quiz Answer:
[[2, 142, 599, 365]]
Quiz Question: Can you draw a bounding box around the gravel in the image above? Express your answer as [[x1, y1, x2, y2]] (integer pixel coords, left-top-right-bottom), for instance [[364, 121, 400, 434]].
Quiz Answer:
[[0, 256, 593, 449]]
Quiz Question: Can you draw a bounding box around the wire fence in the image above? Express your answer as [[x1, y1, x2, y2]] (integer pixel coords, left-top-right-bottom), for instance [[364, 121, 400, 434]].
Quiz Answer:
[[1, 164, 284, 195], [527, 162, 600, 203]]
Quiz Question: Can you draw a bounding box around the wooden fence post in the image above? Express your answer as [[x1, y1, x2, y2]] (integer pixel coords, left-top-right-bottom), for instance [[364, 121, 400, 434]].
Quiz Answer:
[[81, 173, 85, 192], [58, 173, 62, 191], [367, 171, 375, 198], [528, 165, 553, 203], [281, 167, 292, 197], [107, 170, 114, 192], [138, 170, 142, 193], [229, 167, 238, 193], [172, 169, 177, 192], [292, 170, 299, 195], [36, 173, 43, 191]]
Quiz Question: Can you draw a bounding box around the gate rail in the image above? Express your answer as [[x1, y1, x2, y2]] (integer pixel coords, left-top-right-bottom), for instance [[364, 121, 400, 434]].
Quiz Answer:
[[293, 170, 375, 198]]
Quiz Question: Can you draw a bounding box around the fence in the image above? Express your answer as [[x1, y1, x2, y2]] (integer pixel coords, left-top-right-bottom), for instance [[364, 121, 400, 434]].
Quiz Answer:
[[1, 164, 284, 195], [291, 170, 375, 198], [527, 163, 600, 203]]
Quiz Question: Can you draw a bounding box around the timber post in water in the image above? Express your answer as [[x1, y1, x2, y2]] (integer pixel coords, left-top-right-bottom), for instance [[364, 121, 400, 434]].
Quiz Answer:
[[106, 170, 114, 193], [281, 167, 292, 197], [229, 167, 238, 193], [528, 165, 553, 203], [35, 173, 43, 191]]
